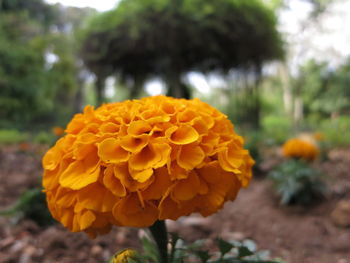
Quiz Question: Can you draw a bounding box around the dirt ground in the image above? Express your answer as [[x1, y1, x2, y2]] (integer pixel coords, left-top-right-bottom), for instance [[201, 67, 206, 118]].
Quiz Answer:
[[0, 144, 349, 263]]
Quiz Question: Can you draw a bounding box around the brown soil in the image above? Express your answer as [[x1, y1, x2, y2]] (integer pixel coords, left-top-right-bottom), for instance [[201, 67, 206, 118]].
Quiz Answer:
[[0, 144, 349, 263]]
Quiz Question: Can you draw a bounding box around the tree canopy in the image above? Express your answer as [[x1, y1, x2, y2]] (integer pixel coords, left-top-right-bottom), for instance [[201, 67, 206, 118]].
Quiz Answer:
[[298, 59, 350, 118], [0, 0, 94, 128], [81, 0, 284, 101]]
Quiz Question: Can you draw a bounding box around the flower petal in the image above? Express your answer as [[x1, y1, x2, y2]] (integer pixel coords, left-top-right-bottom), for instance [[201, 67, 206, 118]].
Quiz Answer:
[[142, 167, 172, 200], [98, 138, 129, 163], [168, 125, 199, 145], [114, 163, 154, 192], [59, 153, 100, 190], [158, 196, 195, 220], [78, 183, 118, 212], [130, 168, 154, 183], [120, 134, 149, 153], [79, 210, 96, 230], [42, 147, 61, 171], [172, 171, 200, 201], [177, 144, 205, 170], [127, 120, 152, 136], [112, 194, 158, 227], [128, 142, 170, 171], [103, 166, 126, 197]]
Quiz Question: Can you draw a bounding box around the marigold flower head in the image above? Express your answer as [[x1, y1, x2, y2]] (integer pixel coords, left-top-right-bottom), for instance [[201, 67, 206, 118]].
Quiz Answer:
[[282, 137, 319, 161], [42, 96, 254, 237], [52, 126, 65, 137]]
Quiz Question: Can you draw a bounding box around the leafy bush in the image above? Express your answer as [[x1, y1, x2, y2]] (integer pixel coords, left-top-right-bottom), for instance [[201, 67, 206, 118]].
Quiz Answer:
[[268, 159, 326, 205], [33, 131, 55, 145], [0, 129, 28, 144]]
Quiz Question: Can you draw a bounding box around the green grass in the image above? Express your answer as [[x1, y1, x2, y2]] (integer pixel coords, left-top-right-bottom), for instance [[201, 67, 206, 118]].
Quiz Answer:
[[0, 129, 56, 145], [262, 115, 292, 145], [320, 116, 350, 147], [32, 131, 55, 145], [0, 129, 28, 145]]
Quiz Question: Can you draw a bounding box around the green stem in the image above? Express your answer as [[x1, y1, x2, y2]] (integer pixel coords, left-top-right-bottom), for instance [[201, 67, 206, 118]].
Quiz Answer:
[[149, 220, 168, 263]]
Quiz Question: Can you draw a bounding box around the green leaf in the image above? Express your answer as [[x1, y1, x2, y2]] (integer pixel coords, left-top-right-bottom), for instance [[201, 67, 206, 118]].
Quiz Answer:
[[187, 239, 206, 250], [217, 238, 234, 256], [172, 249, 187, 263], [238, 246, 254, 258], [141, 237, 158, 262], [170, 233, 182, 262], [268, 159, 326, 205], [193, 250, 210, 263]]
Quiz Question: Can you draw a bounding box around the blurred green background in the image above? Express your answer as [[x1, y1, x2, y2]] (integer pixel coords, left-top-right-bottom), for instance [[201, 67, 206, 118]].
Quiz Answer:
[[1, 0, 349, 147]]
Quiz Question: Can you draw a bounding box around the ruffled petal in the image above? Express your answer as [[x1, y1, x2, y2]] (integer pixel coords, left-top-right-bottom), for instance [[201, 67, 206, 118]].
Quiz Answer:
[[59, 152, 100, 190], [168, 125, 199, 145], [98, 138, 129, 164], [172, 171, 200, 201], [112, 194, 158, 227], [177, 144, 205, 170]]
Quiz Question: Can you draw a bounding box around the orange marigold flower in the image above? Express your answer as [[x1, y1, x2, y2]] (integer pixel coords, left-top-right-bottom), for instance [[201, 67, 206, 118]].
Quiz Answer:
[[42, 96, 254, 237], [52, 126, 65, 137], [282, 138, 319, 161]]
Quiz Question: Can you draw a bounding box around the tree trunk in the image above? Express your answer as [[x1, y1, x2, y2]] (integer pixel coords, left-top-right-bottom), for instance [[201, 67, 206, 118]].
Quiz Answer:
[[95, 75, 106, 106], [129, 75, 145, 99], [73, 71, 85, 113], [293, 96, 303, 130], [165, 71, 190, 99], [251, 65, 262, 130], [280, 64, 293, 117], [292, 77, 304, 131]]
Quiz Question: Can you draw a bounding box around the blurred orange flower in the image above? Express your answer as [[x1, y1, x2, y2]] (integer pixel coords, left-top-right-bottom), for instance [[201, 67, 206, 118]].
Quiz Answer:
[[282, 138, 319, 161], [42, 96, 254, 237], [313, 132, 324, 141], [52, 126, 65, 137], [19, 142, 30, 151]]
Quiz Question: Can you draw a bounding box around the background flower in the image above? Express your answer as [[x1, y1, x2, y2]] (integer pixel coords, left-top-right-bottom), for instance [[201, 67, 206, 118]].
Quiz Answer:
[[282, 137, 319, 161], [42, 96, 254, 237], [52, 126, 65, 137]]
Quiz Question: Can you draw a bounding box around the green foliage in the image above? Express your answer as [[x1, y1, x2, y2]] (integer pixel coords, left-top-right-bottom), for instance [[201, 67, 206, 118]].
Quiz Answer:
[[318, 116, 350, 147], [293, 58, 350, 122], [262, 116, 292, 145], [33, 131, 55, 145], [0, 129, 28, 144], [0, 12, 51, 127], [125, 234, 282, 263], [269, 159, 326, 205], [242, 131, 265, 169], [81, 0, 284, 100], [141, 236, 161, 262], [0, 0, 57, 27], [0, 2, 94, 129], [0, 187, 55, 226]]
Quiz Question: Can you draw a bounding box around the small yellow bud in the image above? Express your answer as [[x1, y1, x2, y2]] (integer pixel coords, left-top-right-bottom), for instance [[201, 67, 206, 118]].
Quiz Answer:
[[113, 249, 140, 263]]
